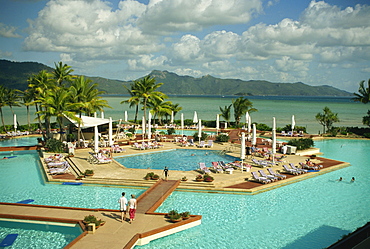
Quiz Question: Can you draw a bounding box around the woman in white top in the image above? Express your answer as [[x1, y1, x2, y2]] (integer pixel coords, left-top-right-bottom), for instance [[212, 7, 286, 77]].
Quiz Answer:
[[128, 194, 137, 224]]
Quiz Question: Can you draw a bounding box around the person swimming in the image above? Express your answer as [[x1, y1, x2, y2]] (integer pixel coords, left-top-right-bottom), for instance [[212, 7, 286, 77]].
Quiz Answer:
[[337, 177, 343, 181], [351, 177, 355, 182]]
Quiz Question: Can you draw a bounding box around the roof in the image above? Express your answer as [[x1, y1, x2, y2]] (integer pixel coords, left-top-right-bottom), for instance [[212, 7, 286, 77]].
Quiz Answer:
[[63, 115, 111, 129]]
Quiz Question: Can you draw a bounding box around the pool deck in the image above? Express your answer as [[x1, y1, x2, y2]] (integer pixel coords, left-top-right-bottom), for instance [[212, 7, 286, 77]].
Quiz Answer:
[[1, 133, 351, 248]]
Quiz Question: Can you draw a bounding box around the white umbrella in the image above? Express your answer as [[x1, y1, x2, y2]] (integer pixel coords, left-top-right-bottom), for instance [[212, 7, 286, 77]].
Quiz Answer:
[[245, 112, 249, 127], [216, 114, 219, 135], [252, 123, 257, 146], [94, 125, 99, 153], [225, 122, 228, 129], [170, 111, 174, 124], [108, 117, 113, 146], [272, 117, 276, 164], [198, 119, 202, 143], [14, 114, 17, 131], [101, 111, 104, 119], [240, 132, 246, 172], [291, 115, 295, 134], [248, 115, 251, 133], [148, 112, 152, 139], [124, 111, 128, 122], [94, 112, 97, 118], [193, 111, 198, 123], [142, 116, 146, 136], [181, 113, 184, 136]]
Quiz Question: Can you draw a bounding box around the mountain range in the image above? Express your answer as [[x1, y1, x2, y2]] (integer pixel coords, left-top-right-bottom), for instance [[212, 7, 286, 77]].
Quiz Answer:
[[0, 59, 352, 96]]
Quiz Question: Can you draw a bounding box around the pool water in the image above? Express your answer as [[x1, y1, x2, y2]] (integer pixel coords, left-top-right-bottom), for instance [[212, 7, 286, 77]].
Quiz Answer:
[[0, 219, 82, 249], [115, 149, 238, 171], [0, 136, 40, 147], [0, 139, 369, 249]]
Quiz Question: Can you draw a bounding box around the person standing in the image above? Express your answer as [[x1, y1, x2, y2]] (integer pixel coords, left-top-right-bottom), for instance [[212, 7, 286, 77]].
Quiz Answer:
[[163, 166, 169, 181], [128, 194, 137, 224], [118, 192, 128, 222]]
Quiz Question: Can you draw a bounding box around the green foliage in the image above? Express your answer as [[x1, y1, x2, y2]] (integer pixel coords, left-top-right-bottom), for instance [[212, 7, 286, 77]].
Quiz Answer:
[[315, 106, 340, 133], [216, 134, 229, 142], [362, 110, 370, 127], [281, 125, 307, 133], [364, 133, 370, 138], [287, 138, 314, 150], [45, 138, 64, 153], [167, 127, 176, 135], [84, 169, 94, 175], [83, 215, 104, 226], [256, 123, 271, 131], [193, 131, 208, 141]]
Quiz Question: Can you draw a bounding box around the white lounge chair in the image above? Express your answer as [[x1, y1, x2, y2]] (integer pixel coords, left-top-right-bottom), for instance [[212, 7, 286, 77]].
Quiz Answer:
[[258, 170, 278, 182], [282, 165, 300, 175], [197, 141, 206, 148], [289, 163, 307, 173], [49, 164, 70, 174], [211, 162, 223, 173], [251, 171, 271, 184], [267, 168, 286, 180], [133, 142, 145, 150], [205, 140, 213, 148], [198, 162, 211, 174]]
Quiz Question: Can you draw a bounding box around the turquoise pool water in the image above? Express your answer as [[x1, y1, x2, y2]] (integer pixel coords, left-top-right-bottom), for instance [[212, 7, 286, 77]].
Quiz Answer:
[[115, 149, 238, 171], [0, 136, 40, 147], [0, 139, 369, 248], [0, 219, 82, 249]]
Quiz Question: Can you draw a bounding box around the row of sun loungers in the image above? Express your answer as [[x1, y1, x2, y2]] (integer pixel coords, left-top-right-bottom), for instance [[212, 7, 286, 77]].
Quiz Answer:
[[132, 141, 164, 150], [251, 168, 288, 184], [88, 152, 112, 164], [198, 161, 235, 174]]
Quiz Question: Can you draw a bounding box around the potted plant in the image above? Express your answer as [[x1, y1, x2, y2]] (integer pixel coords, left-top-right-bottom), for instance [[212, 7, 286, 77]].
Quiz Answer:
[[195, 175, 203, 182], [84, 169, 94, 176], [166, 209, 178, 218], [83, 215, 105, 227], [151, 174, 159, 180], [310, 154, 317, 159], [144, 172, 154, 180], [169, 213, 182, 222], [180, 211, 190, 220], [203, 174, 214, 182], [76, 175, 84, 180], [181, 176, 188, 181]]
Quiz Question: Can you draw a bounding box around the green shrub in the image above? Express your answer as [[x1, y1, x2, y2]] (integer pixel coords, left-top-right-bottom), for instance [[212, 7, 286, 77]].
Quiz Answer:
[[193, 132, 209, 141], [45, 138, 65, 153], [287, 138, 314, 150], [167, 127, 176, 135], [216, 134, 229, 142], [256, 123, 271, 131]]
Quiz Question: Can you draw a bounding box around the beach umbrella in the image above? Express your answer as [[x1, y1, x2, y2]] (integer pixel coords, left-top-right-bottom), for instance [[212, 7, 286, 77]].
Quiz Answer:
[[124, 111, 128, 122], [94, 125, 99, 153], [248, 115, 251, 133], [225, 122, 227, 129], [94, 112, 97, 118], [272, 117, 277, 164], [193, 111, 198, 123], [216, 114, 219, 135], [142, 116, 146, 136], [240, 132, 246, 172], [291, 115, 295, 133], [170, 111, 174, 124], [148, 112, 152, 139], [181, 113, 184, 136], [108, 117, 113, 146], [245, 112, 249, 129], [252, 123, 257, 146], [198, 119, 202, 143], [13, 114, 17, 131], [101, 111, 104, 119]]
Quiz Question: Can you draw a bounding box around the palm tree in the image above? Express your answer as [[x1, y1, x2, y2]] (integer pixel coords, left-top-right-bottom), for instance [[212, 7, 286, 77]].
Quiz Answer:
[[4, 88, 21, 116], [121, 82, 141, 123], [168, 102, 182, 122], [315, 106, 340, 133], [219, 104, 232, 127], [353, 79, 370, 104], [22, 90, 34, 131], [53, 62, 74, 86], [232, 97, 257, 126], [37, 88, 79, 140], [70, 76, 110, 144], [147, 98, 172, 125], [131, 76, 165, 122], [0, 85, 7, 132]]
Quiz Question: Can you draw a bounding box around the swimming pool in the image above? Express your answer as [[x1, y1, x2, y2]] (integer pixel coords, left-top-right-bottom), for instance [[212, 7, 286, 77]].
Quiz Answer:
[[0, 219, 82, 249], [0, 139, 369, 248], [0, 136, 40, 147], [115, 149, 238, 171]]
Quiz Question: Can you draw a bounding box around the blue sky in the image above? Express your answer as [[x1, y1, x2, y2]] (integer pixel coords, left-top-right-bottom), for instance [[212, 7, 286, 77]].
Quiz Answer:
[[1, 0, 369, 93]]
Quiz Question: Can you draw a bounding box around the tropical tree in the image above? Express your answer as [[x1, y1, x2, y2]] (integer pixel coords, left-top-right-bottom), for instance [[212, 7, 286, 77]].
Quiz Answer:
[[4, 88, 21, 116], [219, 104, 232, 126], [232, 97, 257, 126], [22, 90, 34, 131], [363, 110, 370, 127], [0, 85, 7, 132], [315, 106, 340, 133], [53, 62, 74, 86], [147, 98, 172, 125], [169, 103, 182, 121], [121, 82, 141, 123], [353, 79, 370, 104], [131, 76, 165, 122]]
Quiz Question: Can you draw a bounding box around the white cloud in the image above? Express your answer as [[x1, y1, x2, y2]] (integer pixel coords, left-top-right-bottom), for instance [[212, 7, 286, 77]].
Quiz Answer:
[[138, 0, 263, 34], [127, 54, 167, 71], [0, 23, 21, 38], [0, 49, 13, 57], [275, 56, 308, 72]]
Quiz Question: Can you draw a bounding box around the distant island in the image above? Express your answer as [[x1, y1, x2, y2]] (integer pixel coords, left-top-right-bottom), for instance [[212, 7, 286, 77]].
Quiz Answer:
[[0, 59, 352, 96]]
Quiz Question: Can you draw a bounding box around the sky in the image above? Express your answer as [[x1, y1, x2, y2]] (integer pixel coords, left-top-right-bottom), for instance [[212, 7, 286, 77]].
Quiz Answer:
[[0, 0, 370, 93]]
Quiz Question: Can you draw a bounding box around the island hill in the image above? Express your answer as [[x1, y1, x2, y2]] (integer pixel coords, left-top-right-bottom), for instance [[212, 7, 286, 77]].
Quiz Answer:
[[0, 59, 352, 97]]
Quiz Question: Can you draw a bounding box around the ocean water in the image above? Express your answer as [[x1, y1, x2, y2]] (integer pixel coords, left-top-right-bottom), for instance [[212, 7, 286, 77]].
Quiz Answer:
[[2, 95, 368, 134]]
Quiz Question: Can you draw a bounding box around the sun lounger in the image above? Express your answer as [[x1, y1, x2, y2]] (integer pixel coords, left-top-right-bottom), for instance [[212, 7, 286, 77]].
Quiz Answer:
[[211, 161, 223, 173], [188, 139, 195, 146], [258, 170, 278, 181], [252, 158, 272, 168], [205, 140, 213, 148], [49, 164, 70, 174], [218, 161, 234, 174], [251, 171, 271, 184], [47, 161, 68, 168], [133, 142, 145, 150], [198, 162, 211, 174], [289, 163, 307, 173], [112, 145, 125, 153], [282, 164, 300, 175], [197, 141, 206, 148], [267, 168, 286, 180]]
